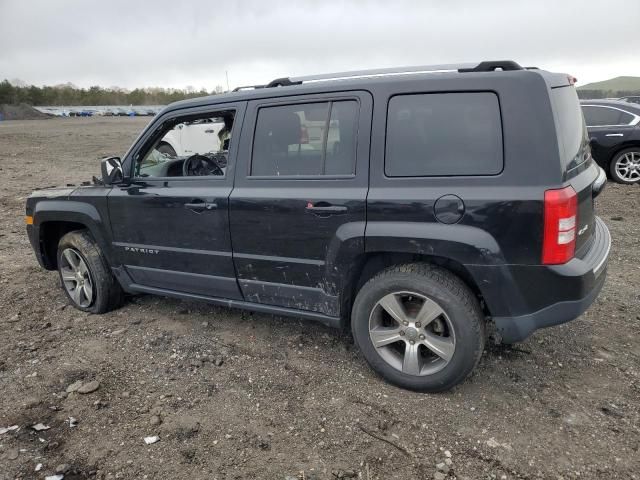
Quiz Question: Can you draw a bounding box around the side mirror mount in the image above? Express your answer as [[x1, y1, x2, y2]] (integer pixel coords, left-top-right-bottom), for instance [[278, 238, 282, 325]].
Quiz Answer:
[[100, 156, 124, 185]]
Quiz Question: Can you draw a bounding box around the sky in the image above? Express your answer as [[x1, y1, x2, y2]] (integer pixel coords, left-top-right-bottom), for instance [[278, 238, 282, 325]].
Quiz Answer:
[[1, 0, 638, 91]]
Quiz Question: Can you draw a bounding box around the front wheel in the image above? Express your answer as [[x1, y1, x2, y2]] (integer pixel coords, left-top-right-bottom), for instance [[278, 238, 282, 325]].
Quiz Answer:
[[351, 264, 485, 392], [57, 230, 123, 313], [610, 148, 640, 184]]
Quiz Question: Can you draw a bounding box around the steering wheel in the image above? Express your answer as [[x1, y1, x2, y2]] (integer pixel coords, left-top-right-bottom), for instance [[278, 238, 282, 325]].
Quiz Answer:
[[182, 154, 223, 176]]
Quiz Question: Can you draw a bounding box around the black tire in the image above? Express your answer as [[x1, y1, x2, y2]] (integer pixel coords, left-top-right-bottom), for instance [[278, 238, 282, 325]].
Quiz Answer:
[[57, 230, 123, 313], [609, 148, 640, 184], [157, 142, 177, 157], [351, 263, 485, 392]]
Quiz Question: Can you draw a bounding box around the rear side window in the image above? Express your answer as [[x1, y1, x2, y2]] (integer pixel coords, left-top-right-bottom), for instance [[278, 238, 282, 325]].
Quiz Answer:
[[582, 105, 634, 126], [551, 87, 588, 170], [251, 100, 358, 177], [385, 92, 503, 177]]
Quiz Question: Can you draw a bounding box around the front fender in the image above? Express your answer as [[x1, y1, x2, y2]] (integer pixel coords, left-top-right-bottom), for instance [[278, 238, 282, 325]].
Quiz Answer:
[[32, 200, 115, 267]]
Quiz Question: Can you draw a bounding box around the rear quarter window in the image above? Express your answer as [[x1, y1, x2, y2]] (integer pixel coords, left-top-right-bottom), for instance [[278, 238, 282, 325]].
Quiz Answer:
[[385, 92, 503, 177]]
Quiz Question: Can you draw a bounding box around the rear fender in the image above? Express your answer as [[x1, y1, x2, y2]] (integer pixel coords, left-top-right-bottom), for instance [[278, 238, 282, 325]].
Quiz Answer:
[[365, 222, 504, 264], [364, 222, 523, 317]]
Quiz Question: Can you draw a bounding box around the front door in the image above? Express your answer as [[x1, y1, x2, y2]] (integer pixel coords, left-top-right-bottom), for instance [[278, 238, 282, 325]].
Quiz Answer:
[[229, 92, 372, 317], [108, 103, 245, 299]]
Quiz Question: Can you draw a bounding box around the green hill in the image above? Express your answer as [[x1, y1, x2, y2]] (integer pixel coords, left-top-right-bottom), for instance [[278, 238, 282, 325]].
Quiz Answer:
[[578, 76, 640, 91]]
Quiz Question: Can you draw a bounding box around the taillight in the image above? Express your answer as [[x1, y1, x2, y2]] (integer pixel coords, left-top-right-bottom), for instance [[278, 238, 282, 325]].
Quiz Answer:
[[542, 186, 578, 265]]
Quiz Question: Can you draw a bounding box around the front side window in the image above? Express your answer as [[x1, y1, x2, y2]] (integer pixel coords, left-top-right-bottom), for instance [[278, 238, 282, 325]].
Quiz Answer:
[[582, 106, 633, 126], [251, 100, 358, 177], [136, 110, 235, 178], [385, 92, 503, 177]]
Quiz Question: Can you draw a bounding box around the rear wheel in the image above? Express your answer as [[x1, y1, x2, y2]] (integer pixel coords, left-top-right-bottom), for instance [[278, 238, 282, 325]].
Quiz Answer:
[[351, 263, 485, 392], [57, 230, 123, 313], [610, 148, 640, 184], [157, 142, 177, 157]]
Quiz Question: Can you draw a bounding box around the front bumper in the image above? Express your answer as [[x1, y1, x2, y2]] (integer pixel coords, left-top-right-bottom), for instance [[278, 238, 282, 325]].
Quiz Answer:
[[26, 224, 48, 268], [491, 216, 611, 343]]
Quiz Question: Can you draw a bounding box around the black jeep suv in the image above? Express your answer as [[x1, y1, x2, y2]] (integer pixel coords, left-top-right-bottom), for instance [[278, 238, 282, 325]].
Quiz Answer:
[[25, 61, 611, 392]]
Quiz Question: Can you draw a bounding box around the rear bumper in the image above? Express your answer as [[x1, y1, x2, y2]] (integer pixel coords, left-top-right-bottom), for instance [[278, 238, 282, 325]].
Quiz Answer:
[[480, 216, 611, 343], [493, 263, 607, 343]]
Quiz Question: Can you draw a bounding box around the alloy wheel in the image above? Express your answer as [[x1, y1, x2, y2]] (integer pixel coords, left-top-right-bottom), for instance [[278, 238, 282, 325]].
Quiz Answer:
[[60, 248, 94, 308], [615, 151, 640, 182], [368, 291, 456, 376]]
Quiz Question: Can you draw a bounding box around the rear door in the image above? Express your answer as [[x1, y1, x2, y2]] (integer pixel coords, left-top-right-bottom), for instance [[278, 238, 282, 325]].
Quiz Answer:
[[229, 92, 372, 317]]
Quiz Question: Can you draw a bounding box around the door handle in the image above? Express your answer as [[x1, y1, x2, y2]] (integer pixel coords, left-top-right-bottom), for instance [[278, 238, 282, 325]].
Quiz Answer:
[[204, 129, 215, 133], [305, 202, 348, 215], [184, 201, 218, 211], [605, 133, 623, 137]]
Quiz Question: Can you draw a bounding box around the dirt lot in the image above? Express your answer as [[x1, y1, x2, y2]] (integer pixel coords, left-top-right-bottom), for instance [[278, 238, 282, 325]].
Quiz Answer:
[[0, 117, 638, 480]]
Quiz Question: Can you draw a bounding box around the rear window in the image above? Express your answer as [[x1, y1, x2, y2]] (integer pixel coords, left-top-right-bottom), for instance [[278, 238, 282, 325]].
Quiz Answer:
[[385, 92, 503, 177], [551, 86, 588, 170]]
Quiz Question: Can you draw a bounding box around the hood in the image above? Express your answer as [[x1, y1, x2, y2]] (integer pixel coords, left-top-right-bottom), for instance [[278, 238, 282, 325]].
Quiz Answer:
[[28, 185, 78, 199]]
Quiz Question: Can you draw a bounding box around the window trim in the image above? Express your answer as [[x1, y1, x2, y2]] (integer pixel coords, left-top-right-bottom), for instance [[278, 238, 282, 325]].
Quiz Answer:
[[131, 107, 238, 181], [383, 90, 505, 178], [248, 97, 360, 180], [581, 104, 640, 128]]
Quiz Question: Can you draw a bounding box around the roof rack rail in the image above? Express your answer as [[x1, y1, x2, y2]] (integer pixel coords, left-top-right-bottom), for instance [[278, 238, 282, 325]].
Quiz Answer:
[[232, 84, 266, 92], [264, 60, 524, 88], [458, 60, 523, 72], [288, 63, 476, 84], [266, 77, 302, 88]]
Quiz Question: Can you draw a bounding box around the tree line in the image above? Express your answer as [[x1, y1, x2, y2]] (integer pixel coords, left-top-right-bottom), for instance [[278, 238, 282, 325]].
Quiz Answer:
[[0, 80, 224, 106], [3, 78, 639, 106]]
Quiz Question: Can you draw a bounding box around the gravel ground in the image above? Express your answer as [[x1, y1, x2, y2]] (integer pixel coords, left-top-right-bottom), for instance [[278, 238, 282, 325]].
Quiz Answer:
[[0, 117, 639, 480]]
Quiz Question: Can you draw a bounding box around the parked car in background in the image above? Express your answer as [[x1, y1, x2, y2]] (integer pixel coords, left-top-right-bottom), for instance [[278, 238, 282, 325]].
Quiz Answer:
[[155, 118, 225, 157], [619, 95, 640, 105], [581, 100, 640, 184]]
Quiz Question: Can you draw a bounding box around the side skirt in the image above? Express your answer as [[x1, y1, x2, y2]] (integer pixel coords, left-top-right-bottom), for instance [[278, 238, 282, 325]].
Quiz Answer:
[[126, 283, 342, 329]]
